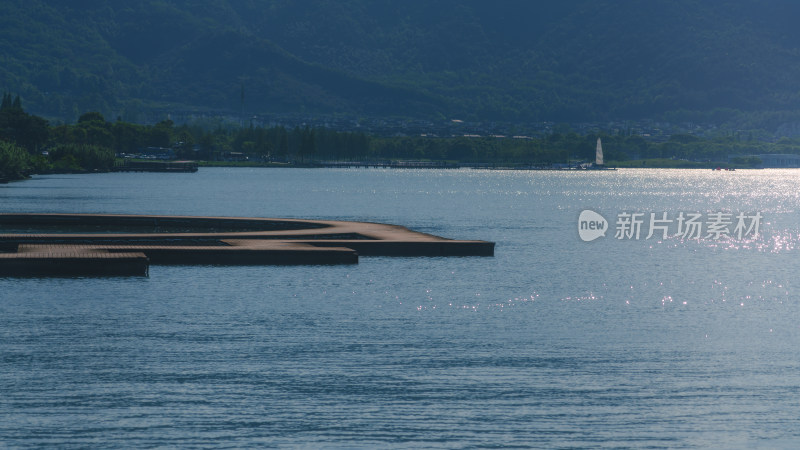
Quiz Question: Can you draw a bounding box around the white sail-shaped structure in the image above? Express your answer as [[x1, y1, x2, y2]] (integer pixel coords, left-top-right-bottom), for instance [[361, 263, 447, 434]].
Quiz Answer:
[[596, 138, 603, 166]]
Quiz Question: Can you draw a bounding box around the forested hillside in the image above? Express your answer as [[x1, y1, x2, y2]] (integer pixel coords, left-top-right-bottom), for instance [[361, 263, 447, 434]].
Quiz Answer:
[[4, 0, 800, 130]]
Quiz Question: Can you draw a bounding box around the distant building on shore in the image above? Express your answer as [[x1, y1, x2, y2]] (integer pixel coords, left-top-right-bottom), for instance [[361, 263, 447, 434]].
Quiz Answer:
[[752, 154, 800, 168]]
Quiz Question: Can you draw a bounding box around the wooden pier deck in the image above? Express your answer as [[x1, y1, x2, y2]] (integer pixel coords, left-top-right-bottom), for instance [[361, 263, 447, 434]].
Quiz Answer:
[[0, 214, 494, 276]]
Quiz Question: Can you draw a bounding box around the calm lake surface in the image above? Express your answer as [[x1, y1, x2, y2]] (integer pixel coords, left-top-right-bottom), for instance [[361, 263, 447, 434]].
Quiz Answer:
[[2, 167, 800, 448]]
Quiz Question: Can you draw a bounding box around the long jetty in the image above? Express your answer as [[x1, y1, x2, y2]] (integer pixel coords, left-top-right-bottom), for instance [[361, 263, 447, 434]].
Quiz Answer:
[[312, 161, 615, 170], [313, 161, 459, 169], [112, 160, 198, 172], [0, 214, 494, 276]]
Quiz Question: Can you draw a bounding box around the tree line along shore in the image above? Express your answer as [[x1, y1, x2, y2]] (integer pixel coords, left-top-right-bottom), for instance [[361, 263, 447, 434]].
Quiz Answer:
[[0, 94, 794, 182]]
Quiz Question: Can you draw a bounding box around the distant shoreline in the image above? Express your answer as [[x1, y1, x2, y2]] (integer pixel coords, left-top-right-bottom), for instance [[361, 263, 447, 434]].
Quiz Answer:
[[193, 160, 754, 170], [3, 161, 767, 183]]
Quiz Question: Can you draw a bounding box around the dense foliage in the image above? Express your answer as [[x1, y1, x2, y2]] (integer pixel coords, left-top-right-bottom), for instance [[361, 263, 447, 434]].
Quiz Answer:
[[0, 141, 37, 181], [4, 1, 800, 131], [3, 97, 800, 183]]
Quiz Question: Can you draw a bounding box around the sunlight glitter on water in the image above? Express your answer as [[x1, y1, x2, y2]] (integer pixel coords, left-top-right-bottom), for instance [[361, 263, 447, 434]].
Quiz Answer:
[[6, 168, 800, 448]]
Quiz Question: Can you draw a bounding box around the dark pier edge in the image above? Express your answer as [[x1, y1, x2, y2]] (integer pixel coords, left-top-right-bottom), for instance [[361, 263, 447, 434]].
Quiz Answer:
[[112, 160, 199, 173], [0, 214, 495, 277]]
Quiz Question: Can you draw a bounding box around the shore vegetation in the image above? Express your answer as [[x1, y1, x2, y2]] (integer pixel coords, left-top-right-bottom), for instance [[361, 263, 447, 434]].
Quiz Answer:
[[1, 94, 798, 181]]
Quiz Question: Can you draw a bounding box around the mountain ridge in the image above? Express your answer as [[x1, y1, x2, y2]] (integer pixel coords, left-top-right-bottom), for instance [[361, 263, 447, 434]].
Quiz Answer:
[[4, 0, 800, 131]]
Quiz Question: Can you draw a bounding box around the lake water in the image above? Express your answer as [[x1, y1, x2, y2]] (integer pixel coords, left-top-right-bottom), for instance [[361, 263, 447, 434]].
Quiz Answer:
[[2, 168, 800, 448]]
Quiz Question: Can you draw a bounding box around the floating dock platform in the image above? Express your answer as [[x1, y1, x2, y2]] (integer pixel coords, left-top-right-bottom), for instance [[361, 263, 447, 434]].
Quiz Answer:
[[0, 251, 149, 277], [0, 214, 494, 277]]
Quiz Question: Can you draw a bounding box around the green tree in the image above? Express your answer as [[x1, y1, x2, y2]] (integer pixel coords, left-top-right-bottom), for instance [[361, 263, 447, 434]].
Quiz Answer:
[[49, 144, 115, 171], [76, 111, 113, 148], [0, 95, 49, 153], [175, 127, 196, 159], [112, 121, 145, 154], [197, 132, 215, 160], [276, 127, 289, 160], [298, 126, 316, 163], [0, 140, 34, 180], [148, 119, 174, 148]]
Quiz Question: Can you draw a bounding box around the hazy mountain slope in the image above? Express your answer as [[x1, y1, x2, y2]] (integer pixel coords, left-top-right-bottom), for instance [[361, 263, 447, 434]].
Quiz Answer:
[[3, 0, 800, 127]]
